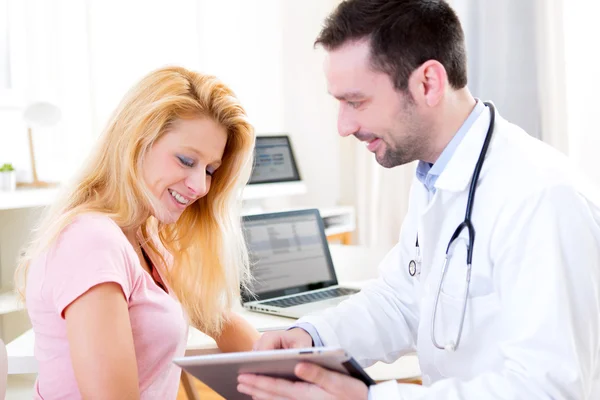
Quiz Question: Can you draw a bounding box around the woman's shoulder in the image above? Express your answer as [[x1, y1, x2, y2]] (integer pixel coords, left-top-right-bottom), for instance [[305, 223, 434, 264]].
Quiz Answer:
[[30, 213, 141, 314], [58, 213, 126, 245], [34, 213, 142, 293], [51, 213, 133, 262]]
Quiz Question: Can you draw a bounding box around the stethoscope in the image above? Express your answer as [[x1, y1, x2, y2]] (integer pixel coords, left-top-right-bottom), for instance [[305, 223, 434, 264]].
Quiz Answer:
[[409, 101, 496, 352]]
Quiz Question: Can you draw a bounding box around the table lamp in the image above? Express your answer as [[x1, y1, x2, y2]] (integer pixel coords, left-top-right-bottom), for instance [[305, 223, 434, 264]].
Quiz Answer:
[[17, 101, 61, 188]]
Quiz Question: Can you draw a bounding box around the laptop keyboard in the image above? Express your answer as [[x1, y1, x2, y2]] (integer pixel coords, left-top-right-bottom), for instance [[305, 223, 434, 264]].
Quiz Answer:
[[260, 287, 359, 308]]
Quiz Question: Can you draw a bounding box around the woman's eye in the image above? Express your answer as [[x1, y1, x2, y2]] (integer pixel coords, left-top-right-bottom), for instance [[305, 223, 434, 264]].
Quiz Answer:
[[177, 155, 195, 167], [347, 101, 361, 109], [206, 168, 216, 177]]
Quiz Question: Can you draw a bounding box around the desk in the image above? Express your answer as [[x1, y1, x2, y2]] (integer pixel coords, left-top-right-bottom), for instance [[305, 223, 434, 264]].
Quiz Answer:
[[6, 245, 421, 391]]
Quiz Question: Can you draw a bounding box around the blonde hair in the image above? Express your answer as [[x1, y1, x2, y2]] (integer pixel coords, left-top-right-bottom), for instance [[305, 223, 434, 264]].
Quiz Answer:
[[15, 66, 255, 336]]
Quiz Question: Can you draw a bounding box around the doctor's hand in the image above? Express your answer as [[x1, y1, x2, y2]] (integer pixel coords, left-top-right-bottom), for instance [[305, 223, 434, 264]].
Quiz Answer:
[[237, 362, 369, 400], [253, 328, 313, 350]]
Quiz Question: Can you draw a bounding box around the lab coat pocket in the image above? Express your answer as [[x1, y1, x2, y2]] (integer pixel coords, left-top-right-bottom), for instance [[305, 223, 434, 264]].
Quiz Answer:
[[438, 236, 494, 300], [434, 289, 501, 378]]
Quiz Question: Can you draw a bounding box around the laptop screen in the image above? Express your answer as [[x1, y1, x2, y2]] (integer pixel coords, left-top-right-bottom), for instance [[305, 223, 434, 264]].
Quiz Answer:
[[248, 136, 301, 184], [242, 209, 338, 302]]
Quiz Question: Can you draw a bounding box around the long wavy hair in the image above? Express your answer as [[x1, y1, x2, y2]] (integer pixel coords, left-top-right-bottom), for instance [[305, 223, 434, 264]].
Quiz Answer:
[[15, 66, 255, 336]]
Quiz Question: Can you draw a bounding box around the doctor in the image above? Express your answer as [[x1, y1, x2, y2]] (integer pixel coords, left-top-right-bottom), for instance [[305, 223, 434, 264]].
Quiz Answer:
[[238, 0, 600, 399]]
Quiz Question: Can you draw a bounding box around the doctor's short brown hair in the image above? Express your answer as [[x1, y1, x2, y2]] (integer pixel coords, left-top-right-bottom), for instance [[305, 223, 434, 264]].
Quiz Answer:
[[315, 0, 468, 91]]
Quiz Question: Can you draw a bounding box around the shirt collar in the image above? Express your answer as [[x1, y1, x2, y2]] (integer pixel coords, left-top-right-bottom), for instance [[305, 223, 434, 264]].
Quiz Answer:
[[416, 100, 486, 193]]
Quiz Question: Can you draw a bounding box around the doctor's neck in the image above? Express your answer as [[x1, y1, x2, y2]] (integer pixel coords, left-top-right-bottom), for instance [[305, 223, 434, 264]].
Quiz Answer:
[[421, 87, 476, 164]]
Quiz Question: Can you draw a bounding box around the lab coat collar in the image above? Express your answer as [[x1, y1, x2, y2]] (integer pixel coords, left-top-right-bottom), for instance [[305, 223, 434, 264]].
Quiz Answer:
[[434, 106, 494, 193]]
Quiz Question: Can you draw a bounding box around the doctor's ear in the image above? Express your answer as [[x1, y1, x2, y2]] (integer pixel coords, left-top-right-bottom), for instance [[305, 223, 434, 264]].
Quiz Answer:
[[408, 60, 448, 108]]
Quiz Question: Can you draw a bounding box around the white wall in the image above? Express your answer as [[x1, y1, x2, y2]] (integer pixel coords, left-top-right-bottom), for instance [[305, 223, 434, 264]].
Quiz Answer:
[[196, 0, 340, 208], [0, 0, 89, 180], [281, 1, 341, 208], [87, 0, 201, 136], [0, 0, 94, 183], [196, 0, 286, 133]]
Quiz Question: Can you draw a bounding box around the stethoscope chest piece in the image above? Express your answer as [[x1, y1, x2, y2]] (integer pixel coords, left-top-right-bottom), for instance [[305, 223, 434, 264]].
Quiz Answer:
[[408, 260, 417, 277]]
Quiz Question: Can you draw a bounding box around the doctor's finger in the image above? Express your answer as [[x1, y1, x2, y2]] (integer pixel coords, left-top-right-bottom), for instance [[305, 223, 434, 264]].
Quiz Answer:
[[295, 362, 367, 397], [236, 383, 289, 400], [238, 373, 319, 399]]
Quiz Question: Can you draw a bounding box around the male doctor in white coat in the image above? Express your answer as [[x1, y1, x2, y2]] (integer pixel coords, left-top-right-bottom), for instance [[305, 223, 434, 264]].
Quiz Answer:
[[237, 0, 600, 398]]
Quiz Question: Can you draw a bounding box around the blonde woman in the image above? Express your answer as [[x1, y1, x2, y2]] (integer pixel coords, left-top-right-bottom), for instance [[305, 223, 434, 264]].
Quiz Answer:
[[15, 66, 259, 399]]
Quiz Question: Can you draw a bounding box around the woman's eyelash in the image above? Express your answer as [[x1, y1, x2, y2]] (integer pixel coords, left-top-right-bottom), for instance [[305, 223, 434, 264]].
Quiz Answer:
[[178, 155, 217, 176], [177, 155, 195, 167], [206, 168, 217, 177]]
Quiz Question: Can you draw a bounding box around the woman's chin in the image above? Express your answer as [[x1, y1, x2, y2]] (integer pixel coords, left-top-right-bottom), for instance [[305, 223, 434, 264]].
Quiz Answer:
[[152, 206, 184, 225]]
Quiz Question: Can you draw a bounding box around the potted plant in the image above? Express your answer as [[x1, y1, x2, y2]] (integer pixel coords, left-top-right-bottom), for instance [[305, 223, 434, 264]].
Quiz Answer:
[[0, 163, 16, 191]]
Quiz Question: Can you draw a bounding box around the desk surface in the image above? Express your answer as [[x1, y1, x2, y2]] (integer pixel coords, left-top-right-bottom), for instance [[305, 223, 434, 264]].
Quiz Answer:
[[7, 244, 421, 381]]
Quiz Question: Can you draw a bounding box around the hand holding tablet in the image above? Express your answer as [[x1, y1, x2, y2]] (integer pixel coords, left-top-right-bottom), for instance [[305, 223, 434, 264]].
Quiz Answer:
[[173, 347, 374, 400]]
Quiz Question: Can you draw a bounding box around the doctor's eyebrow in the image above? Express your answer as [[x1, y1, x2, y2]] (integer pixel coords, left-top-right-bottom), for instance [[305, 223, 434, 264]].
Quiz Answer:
[[329, 91, 366, 101]]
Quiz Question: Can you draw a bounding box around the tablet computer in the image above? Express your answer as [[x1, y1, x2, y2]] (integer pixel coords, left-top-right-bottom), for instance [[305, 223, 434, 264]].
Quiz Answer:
[[173, 347, 375, 400]]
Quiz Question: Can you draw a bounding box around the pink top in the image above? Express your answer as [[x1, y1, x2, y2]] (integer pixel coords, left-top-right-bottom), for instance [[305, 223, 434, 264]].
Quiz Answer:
[[26, 214, 188, 399]]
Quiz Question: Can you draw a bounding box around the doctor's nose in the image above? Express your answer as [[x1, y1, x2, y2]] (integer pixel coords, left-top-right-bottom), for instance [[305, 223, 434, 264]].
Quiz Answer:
[[337, 105, 359, 138]]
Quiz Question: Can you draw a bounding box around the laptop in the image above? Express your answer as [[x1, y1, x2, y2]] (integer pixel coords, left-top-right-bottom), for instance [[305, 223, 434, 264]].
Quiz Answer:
[[241, 208, 360, 318]]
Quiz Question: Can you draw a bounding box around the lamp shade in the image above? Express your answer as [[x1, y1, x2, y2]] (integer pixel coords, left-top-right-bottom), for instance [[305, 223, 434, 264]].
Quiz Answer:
[[23, 101, 61, 127], [17, 101, 62, 188]]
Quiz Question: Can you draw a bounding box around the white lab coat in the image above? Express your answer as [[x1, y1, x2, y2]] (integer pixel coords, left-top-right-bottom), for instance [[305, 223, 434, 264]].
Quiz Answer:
[[299, 106, 600, 399]]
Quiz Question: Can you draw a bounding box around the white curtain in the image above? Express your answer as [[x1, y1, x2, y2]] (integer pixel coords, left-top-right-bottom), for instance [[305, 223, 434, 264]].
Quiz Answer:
[[451, 0, 568, 153], [562, 2, 600, 185], [341, 136, 415, 249], [533, 0, 569, 154], [355, 151, 415, 250]]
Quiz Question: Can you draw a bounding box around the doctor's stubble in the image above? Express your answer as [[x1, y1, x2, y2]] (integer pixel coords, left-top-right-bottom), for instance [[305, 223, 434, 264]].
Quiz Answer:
[[356, 89, 433, 169]]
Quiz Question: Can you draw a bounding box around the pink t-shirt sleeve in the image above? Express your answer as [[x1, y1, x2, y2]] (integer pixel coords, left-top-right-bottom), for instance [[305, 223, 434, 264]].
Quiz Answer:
[[45, 215, 137, 318]]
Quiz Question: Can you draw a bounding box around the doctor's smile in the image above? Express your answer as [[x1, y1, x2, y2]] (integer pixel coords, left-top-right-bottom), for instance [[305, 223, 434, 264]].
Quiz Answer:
[[365, 137, 382, 152], [355, 133, 383, 153]]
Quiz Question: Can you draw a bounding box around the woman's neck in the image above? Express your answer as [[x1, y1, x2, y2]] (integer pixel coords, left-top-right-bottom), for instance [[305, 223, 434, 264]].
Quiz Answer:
[[123, 227, 141, 252], [124, 227, 155, 276]]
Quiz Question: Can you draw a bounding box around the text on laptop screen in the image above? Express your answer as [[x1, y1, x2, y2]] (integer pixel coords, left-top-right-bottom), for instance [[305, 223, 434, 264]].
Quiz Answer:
[[243, 212, 334, 294], [249, 136, 300, 184]]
